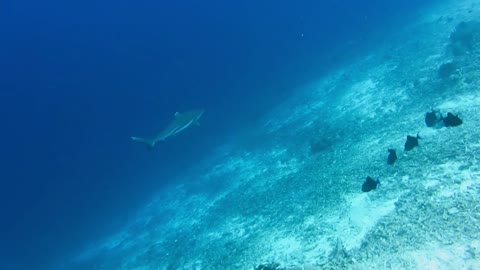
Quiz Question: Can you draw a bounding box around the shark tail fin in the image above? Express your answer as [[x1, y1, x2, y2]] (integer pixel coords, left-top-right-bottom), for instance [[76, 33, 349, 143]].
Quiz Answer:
[[131, 136, 155, 150]]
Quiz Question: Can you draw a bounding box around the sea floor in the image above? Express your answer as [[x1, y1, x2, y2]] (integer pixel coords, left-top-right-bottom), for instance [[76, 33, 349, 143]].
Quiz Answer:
[[63, 0, 480, 269]]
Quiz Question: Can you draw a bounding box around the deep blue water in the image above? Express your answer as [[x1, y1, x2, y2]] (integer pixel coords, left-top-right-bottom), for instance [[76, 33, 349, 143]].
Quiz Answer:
[[0, 0, 433, 269]]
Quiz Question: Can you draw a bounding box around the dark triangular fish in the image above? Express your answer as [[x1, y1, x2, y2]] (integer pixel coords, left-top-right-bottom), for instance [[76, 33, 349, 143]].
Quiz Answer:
[[387, 149, 397, 165], [362, 176, 380, 192], [404, 133, 420, 151], [425, 110, 440, 127], [442, 112, 463, 127]]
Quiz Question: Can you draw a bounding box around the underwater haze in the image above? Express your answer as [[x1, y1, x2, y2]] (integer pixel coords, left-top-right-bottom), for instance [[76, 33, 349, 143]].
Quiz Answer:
[[5, 0, 480, 269]]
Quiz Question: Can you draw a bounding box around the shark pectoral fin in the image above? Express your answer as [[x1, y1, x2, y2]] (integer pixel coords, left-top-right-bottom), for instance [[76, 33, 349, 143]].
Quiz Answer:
[[131, 136, 155, 149]]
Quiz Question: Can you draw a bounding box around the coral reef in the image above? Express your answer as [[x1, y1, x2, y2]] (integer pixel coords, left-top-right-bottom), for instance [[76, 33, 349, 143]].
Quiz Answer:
[[449, 21, 480, 56], [438, 62, 458, 79]]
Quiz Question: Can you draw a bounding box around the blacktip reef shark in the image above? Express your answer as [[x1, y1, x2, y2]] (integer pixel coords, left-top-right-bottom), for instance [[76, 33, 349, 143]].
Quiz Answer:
[[131, 109, 205, 149]]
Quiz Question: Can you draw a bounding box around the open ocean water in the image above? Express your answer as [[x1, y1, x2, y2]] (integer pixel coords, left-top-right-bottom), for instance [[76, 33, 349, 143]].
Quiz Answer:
[[1, 0, 480, 269]]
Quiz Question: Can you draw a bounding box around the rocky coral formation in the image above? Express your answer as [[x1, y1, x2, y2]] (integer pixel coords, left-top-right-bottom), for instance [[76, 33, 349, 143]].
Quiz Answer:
[[438, 61, 458, 79], [449, 21, 480, 56]]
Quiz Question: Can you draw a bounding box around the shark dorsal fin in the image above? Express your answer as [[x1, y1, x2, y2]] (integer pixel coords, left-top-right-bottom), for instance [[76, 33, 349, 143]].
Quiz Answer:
[[174, 112, 180, 117]]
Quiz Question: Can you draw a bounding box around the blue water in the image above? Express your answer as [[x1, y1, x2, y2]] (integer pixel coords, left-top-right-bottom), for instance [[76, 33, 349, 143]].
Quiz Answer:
[[0, 1, 434, 269]]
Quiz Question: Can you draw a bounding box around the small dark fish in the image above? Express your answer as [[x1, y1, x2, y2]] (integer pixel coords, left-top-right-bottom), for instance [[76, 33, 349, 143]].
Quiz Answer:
[[442, 112, 463, 127], [404, 133, 420, 151], [425, 110, 440, 127], [362, 176, 380, 192], [387, 149, 397, 165]]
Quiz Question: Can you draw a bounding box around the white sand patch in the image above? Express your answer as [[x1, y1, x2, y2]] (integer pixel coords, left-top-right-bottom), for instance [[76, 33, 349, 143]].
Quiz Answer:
[[418, 127, 439, 139], [256, 193, 400, 267], [338, 193, 398, 251]]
